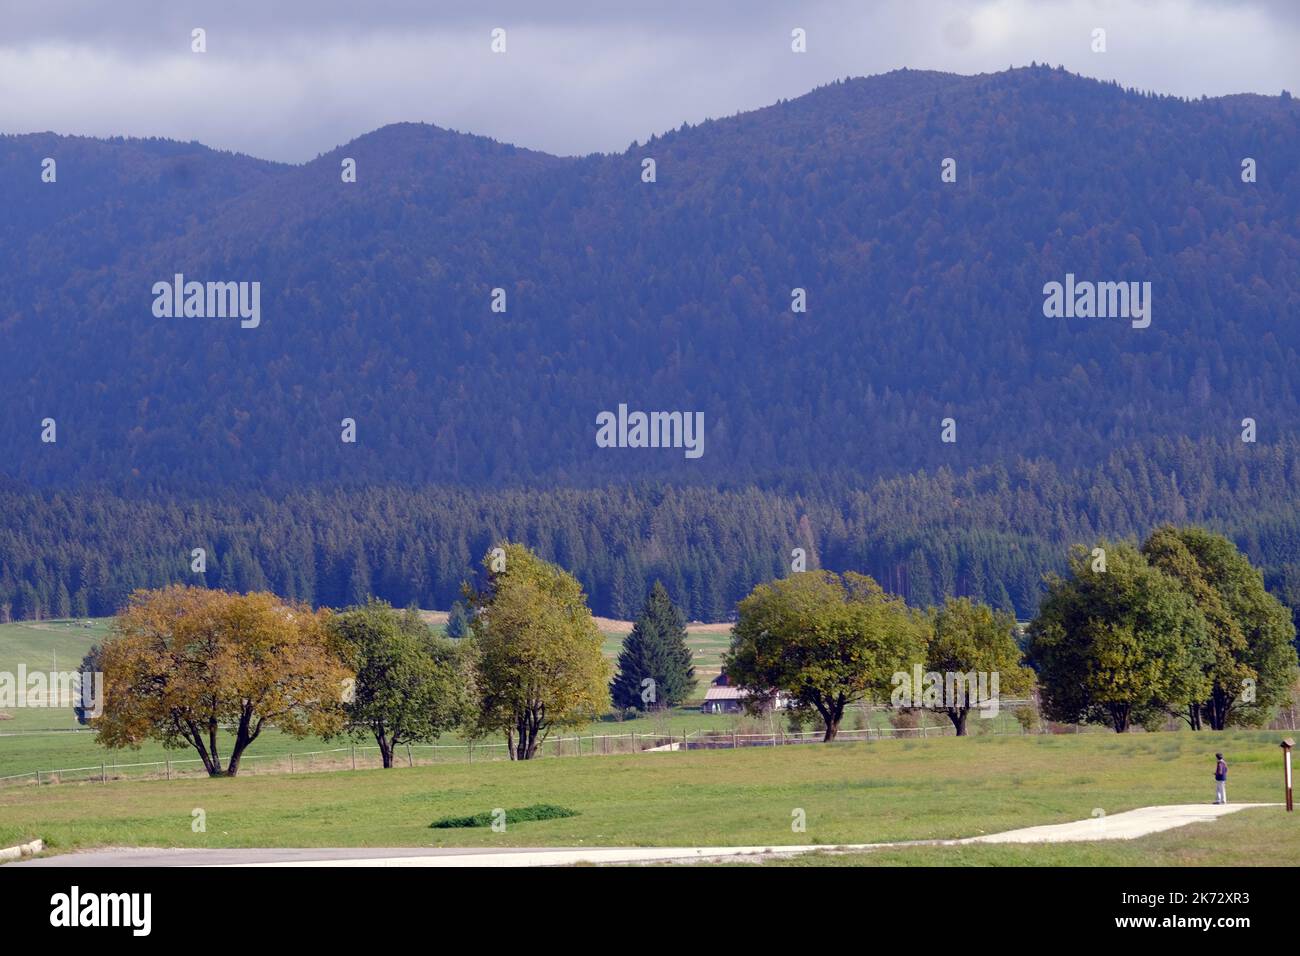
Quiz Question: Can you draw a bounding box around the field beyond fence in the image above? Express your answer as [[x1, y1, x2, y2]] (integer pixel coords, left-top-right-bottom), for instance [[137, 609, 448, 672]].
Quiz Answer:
[[0, 723, 985, 788]]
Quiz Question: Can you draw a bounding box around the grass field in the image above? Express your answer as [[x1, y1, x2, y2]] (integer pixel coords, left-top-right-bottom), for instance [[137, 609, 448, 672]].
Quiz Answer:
[[0, 706, 760, 781], [1, 730, 1294, 864]]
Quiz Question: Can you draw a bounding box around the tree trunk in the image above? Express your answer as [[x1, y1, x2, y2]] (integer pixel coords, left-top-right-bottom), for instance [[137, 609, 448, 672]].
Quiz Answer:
[[227, 727, 251, 776], [816, 695, 846, 742], [1205, 689, 1231, 730], [225, 705, 261, 776], [183, 718, 221, 775], [1111, 706, 1130, 733], [513, 708, 545, 759], [948, 707, 969, 736], [378, 735, 394, 768], [207, 718, 224, 775]]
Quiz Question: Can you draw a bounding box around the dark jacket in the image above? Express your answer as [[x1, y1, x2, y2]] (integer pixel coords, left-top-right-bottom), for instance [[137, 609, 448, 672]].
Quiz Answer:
[[1215, 759, 1228, 781]]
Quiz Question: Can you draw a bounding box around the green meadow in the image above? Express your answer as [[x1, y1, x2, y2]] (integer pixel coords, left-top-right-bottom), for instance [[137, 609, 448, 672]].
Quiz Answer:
[[1, 731, 1293, 864]]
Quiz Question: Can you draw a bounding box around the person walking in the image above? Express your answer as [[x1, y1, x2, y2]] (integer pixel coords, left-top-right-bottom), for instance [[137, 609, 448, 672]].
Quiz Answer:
[[1214, 752, 1228, 804]]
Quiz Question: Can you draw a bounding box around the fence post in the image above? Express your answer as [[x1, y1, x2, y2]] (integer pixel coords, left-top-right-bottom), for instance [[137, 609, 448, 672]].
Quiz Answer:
[[351, 745, 356, 770], [468, 742, 473, 763], [407, 744, 413, 768], [166, 758, 171, 781], [289, 753, 294, 774], [36, 770, 41, 786], [732, 732, 737, 750], [101, 762, 106, 783]]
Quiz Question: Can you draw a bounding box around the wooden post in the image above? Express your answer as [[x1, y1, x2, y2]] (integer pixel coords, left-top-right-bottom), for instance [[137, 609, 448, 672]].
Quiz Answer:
[[166, 758, 171, 780], [288, 753, 293, 774], [101, 762, 106, 783], [351, 745, 356, 770], [1283, 739, 1295, 812], [407, 744, 413, 768]]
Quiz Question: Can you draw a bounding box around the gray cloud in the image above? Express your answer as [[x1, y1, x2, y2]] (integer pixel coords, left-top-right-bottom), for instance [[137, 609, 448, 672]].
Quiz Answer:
[[2, 0, 1297, 162]]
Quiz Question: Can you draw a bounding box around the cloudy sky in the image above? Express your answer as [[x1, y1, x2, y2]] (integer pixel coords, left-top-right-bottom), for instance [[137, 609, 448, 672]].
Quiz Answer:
[[3, 0, 1298, 162]]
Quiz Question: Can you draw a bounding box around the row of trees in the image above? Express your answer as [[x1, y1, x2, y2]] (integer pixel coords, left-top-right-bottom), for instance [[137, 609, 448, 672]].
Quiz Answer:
[[92, 543, 611, 773], [1029, 527, 1299, 732], [724, 572, 1033, 739], [87, 527, 1299, 775], [722, 526, 1298, 739]]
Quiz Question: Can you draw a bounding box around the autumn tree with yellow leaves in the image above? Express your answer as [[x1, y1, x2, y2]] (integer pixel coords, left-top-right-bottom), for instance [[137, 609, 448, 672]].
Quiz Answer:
[[94, 586, 352, 776]]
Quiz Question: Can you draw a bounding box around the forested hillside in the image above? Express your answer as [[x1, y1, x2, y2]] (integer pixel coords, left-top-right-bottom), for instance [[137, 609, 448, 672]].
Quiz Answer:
[[5, 437, 1300, 625], [2, 65, 1298, 487]]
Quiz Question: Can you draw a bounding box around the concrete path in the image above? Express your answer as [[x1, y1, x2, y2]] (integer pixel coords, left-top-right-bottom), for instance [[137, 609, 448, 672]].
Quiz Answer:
[[8, 803, 1276, 867], [955, 802, 1273, 845]]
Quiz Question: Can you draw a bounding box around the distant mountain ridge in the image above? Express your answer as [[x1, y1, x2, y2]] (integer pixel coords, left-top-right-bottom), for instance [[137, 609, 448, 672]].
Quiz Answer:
[[2, 65, 1298, 489]]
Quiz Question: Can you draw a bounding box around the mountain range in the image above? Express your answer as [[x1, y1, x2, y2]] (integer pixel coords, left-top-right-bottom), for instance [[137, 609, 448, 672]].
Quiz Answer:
[[3, 65, 1298, 490]]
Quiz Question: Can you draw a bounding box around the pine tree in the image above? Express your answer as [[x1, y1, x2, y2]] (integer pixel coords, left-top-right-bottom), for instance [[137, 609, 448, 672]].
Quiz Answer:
[[445, 599, 471, 639], [611, 582, 696, 710]]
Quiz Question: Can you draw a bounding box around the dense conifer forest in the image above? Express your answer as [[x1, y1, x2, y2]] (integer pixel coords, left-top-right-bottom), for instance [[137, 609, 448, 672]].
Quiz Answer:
[[5, 437, 1300, 627]]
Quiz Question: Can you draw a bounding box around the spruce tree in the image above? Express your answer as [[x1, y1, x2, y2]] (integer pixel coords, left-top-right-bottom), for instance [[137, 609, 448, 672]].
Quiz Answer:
[[611, 582, 696, 710], [445, 599, 471, 639]]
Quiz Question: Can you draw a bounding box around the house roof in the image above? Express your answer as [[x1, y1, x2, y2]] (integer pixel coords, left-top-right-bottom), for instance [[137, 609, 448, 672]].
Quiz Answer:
[[703, 686, 750, 701]]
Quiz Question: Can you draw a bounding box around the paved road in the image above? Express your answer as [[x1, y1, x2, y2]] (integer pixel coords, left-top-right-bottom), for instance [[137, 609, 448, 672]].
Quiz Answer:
[[8, 803, 1276, 867]]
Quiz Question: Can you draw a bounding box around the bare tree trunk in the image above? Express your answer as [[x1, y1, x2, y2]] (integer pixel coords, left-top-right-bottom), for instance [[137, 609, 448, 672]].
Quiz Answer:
[[371, 722, 396, 768], [207, 718, 224, 775], [948, 707, 970, 736], [183, 719, 221, 775], [225, 706, 262, 776], [1205, 689, 1231, 730], [1111, 706, 1130, 733]]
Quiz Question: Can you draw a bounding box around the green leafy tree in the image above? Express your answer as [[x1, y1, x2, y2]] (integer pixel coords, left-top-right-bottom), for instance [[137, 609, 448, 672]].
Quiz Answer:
[[921, 597, 1035, 735], [466, 543, 610, 760], [611, 582, 696, 710], [1028, 542, 1211, 733], [1142, 526, 1299, 729], [330, 599, 473, 767], [725, 570, 926, 741]]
